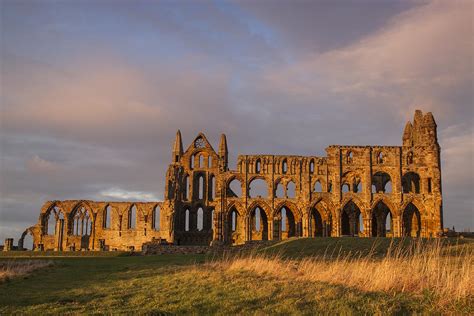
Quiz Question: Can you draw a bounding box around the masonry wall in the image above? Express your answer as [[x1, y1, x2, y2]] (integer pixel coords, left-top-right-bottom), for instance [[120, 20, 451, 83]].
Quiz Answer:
[[20, 110, 442, 250]]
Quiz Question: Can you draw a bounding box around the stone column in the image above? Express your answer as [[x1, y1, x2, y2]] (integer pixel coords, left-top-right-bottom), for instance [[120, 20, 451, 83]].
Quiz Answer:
[[3, 238, 13, 251]]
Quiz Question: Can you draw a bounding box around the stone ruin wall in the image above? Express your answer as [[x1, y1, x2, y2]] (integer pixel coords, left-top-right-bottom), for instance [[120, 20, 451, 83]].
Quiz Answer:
[[14, 110, 442, 251]]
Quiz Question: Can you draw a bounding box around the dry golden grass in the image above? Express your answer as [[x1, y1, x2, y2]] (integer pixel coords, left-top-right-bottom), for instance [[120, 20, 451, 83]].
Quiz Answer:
[[210, 239, 473, 309], [0, 260, 52, 281]]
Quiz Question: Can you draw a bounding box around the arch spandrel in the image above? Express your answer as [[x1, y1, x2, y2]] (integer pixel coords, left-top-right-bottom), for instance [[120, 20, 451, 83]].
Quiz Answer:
[[370, 197, 397, 216], [340, 194, 366, 211], [401, 197, 426, 216], [273, 200, 302, 220], [246, 200, 272, 218]]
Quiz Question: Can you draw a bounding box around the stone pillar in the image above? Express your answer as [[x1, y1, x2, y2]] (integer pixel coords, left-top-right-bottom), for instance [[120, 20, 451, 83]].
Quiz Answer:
[[4, 238, 13, 251], [56, 219, 64, 251]]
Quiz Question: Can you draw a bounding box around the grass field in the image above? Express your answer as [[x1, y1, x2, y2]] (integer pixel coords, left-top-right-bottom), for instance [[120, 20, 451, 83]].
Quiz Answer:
[[0, 238, 472, 314]]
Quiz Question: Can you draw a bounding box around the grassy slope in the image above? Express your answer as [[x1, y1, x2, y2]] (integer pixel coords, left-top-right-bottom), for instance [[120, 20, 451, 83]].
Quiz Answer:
[[0, 238, 472, 314]]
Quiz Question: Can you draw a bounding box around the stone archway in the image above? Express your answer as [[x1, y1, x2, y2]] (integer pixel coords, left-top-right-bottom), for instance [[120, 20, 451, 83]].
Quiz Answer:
[[403, 203, 421, 237], [248, 205, 269, 241], [341, 201, 362, 237], [371, 201, 392, 237], [18, 229, 35, 251]]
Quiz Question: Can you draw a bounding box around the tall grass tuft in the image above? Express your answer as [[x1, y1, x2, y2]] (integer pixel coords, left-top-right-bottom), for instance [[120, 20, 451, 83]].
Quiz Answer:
[[210, 239, 473, 309], [0, 260, 52, 281]]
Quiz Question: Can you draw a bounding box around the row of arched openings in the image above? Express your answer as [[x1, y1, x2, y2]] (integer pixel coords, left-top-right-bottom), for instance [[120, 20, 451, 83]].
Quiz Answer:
[[184, 207, 214, 232], [226, 171, 423, 198], [339, 201, 421, 237], [45, 205, 161, 236], [225, 201, 422, 239], [182, 174, 216, 201], [226, 205, 299, 241], [190, 153, 213, 170]]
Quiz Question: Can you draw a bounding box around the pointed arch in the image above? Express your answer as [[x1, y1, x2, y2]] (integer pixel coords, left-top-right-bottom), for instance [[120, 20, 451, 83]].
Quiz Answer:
[[341, 200, 362, 236], [197, 207, 204, 231], [372, 171, 392, 193], [128, 204, 137, 229], [402, 203, 421, 237], [248, 177, 268, 198], [371, 201, 392, 237], [184, 208, 190, 232], [402, 172, 421, 193], [227, 177, 243, 198], [248, 203, 269, 241], [153, 204, 160, 230], [103, 205, 112, 229]]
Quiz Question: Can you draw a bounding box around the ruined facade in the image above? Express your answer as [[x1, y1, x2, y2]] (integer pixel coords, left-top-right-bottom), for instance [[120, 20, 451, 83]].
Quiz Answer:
[[19, 110, 443, 251]]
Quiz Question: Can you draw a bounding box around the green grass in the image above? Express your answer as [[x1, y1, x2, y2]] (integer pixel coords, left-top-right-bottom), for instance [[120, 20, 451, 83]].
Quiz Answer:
[[0, 238, 472, 314]]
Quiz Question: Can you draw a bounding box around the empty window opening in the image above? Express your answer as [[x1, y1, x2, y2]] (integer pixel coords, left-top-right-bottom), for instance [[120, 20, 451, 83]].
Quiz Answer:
[[128, 205, 137, 229], [402, 172, 421, 193], [255, 159, 261, 173], [185, 209, 190, 231], [314, 181, 322, 193], [73, 207, 92, 236], [282, 159, 288, 174], [377, 151, 384, 164], [309, 159, 315, 173], [275, 182, 285, 198], [372, 172, 392, 193], [209, 175, 215, 200], [197, 207, 204, 231], [190, 154, 194, 169], [359, 213, 364, 233], [199, 155, 204, 168], [386, 212, 392, 232], [286, 181, 296, 198], [46, 207, 58, 235], [198, 176, 204, 199], [228, 179, 242, 197], [248, 178, 268, 198], [153, 205, 160, 230], [342, 183, 350, 193], [427, 178, 432, 193], [104, 205, 112, 229], [281, 208, 287, 232], [254, 207, 261, 232], [328, 182, 333, 192], [231, 210, 237, 231]]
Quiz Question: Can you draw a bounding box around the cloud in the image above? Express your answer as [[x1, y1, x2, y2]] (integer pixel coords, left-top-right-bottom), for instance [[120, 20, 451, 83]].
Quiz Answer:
[[99, 188, 160, 202], [26, 155, 60, 173], [257, 0, 472, 120]]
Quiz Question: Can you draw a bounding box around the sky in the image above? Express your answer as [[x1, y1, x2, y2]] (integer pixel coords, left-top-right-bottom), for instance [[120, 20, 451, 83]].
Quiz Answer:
[[0, 0, 473, 242]]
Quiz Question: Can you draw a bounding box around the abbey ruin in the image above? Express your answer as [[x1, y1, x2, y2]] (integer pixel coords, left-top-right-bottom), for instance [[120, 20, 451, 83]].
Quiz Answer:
[[14, 110, 443, 251]]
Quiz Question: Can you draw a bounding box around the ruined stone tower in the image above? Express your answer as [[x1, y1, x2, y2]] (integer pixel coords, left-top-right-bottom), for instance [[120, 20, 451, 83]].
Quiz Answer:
[[18, 110, 443, 251]]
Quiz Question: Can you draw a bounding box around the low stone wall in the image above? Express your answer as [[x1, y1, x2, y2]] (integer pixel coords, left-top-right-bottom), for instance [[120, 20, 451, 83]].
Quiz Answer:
[[142, 244, 212, 255], [141, 240, 277, 255]]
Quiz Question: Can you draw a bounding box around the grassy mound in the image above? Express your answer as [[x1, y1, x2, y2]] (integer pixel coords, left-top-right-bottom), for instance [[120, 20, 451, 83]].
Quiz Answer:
[[0, 238, 472, 314]]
